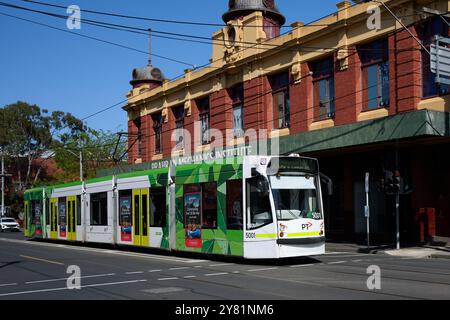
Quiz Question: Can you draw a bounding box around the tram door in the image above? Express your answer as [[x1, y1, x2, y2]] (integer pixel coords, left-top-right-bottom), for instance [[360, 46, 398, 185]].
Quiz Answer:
[[67, 196, 77, 241], [50, 199, 58, 239], [23, 201, 29, 237], [132, 189, 149, 247]]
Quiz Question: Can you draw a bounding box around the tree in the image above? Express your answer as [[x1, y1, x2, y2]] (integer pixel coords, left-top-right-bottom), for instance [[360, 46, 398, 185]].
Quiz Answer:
[[53, 129, 127, 181], [0, 101, 88, 191]]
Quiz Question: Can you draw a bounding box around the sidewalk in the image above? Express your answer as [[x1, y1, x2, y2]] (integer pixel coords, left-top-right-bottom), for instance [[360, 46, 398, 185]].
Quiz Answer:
[[326, 241, 450, 259]]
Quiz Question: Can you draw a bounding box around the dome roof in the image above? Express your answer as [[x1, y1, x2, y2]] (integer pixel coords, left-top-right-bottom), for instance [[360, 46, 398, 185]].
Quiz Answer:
[[130, 65, 165, 86], [223, 0, 285, 25]]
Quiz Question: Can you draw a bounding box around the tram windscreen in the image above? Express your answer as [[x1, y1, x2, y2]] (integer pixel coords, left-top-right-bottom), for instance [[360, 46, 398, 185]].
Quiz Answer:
[[270, 176, 322, 221]]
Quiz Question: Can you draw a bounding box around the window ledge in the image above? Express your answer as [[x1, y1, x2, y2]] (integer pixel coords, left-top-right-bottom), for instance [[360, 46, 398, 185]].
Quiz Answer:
[[152, 154, 163, 161], [357, 108, 389, 122], [418, 95, 450, 112], [270, 128, 290, 138], [196, 144, 211, 153], [171, 149, 185, 157], [309, 119, 335, 131], [228, 136, 245, 146]]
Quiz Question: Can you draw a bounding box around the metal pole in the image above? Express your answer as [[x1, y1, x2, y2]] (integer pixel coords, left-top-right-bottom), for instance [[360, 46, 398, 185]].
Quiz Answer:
[[1, 153, 4, 217], [395, 141, 400, 250], [366, 191, 370, 249], [79, 150, 83, 182], [396, 193, 400, 250], [365, 172, 370, 249]]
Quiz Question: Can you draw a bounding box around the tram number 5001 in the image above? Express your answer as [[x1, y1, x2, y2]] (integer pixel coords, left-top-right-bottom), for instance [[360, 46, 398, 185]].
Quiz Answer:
[[245, 232, 256, 239]]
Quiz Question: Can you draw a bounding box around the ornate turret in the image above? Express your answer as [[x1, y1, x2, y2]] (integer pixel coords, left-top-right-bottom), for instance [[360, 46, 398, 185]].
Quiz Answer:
[[130, 29, 166, 89], [130, 65, 165, 88], [223, 0, 285, 26]]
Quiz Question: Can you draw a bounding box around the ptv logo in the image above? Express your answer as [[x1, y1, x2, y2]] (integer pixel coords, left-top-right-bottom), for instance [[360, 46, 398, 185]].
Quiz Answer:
[[302, 222, 313, 231]]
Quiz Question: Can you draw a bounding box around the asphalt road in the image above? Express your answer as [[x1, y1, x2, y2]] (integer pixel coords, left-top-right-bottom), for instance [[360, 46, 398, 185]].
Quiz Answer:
[[0, 231, 449, 300]]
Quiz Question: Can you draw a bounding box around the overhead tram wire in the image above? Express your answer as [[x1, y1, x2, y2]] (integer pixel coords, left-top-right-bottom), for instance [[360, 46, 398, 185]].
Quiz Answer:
[[124, 60, 426, 147], [0, 4, 428, 144], [0, 1, 421, 54], [20, 0, 332, 29], [0, 10, 196, 68]]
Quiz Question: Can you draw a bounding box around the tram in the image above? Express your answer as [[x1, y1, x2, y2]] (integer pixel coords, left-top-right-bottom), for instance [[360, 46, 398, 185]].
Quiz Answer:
[[23, 155, 327, 259]]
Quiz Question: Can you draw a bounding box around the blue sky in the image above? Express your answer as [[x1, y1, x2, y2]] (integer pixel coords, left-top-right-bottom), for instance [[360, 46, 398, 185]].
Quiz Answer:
[[0, 0, 342, 132]]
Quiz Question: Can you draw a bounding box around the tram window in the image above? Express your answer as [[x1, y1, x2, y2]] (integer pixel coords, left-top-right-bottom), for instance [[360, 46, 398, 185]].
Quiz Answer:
[[46, 201, 50, 226], [119, 190, 132, 229], [202, 182, 217, 229], [227, 180, 243, 230], [150, 187, 166, 228], [134, 194, 140, 235], [76, 195, 81, 226], [246, 176, 273, 230], [142, 194, 148, 236], [90, 193, 108, 226], [58, 198, 66, 228], [183, 183, 217, 229]]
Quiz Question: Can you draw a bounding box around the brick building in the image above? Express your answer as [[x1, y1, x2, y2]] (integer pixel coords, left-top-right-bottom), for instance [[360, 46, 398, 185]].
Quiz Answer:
[[121, 0, 450, 245]]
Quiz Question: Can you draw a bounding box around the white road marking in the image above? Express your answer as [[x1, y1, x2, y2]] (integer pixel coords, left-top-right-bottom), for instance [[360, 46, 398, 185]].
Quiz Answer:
[[0, 238, 204, 264], [323, 254, 368, 258], [290, 263, 316, 268], [247, 267, 278, 272], [148, 269, 162, 273], [25, 273, 116, 285], [0, 279, 147, 297], [327, 261, 346, 265], [125, 271, 144, 275], [208, 263, 231, 267], [158, 277, 179, 281], [169, 267, 190, 271], [232, 271, 240, 274], [204, 272, 229, 277], [351, 259, 363, 263], [194, 266, 202, 268], [20, 255, 64, 266], [183, 275, 196, 279], [0, 283, 17, 287]]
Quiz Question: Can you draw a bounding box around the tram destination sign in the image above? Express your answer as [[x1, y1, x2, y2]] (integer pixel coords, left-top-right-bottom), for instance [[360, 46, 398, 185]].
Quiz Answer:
[[267, 157, 319, 175]]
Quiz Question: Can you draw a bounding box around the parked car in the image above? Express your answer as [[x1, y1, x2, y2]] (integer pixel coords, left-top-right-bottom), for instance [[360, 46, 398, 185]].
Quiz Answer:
[[0, 217, 21, 232]]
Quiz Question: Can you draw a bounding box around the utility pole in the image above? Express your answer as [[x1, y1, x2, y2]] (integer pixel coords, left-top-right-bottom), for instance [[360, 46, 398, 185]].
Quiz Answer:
[[395, 141, 400, 250], [0, 151, 12, 217], [79, 149, 83, 182], [1, 153, 4, 217]]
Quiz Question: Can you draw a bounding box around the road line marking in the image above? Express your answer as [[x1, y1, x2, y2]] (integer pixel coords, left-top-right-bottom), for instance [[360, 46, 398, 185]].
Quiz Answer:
[[209, 263, 231, 267], [0, 238, 200, 264], [0, 279, 147, 297], [158, 277, 179, 281], [194, 266, 202, 268], [0, 283, 17, 287], [183, 275, 196, 279], [290, 263, 316, 268], [125, 271, 144, 275], [327, 261, 346, 265], [351, 259, 363, 263], [247, 267, 278, 272], [204, 272, 229, 277], [20, 255, 64, 266], [148, 269, 161, 273], [25, 273, 117, 285], [169, 267, 190, 271], [232, 271, 240, 274]]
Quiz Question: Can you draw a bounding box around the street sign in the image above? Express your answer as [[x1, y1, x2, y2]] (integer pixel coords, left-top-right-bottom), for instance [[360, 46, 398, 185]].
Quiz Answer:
[[364, 205, 370, 218], [365, 172, 370, 193], [431, 36, 450, 85]]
